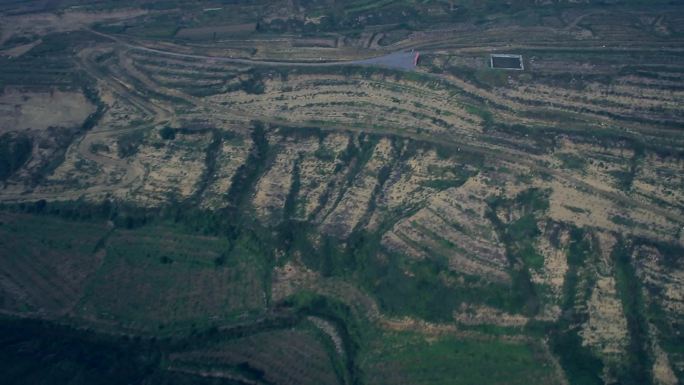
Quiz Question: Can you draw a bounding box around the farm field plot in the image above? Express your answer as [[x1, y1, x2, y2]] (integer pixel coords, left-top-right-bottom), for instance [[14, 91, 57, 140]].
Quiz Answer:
[[169, 328, 343, 385], [76, 224, 267, 332], [0, 212, 108, 315], [360, 330, 560, 385]]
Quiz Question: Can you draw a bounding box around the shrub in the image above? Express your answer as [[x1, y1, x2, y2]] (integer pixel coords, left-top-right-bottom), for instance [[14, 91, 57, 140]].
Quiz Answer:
[[0, 133, 32, 181], [159, 126, 176, 140]]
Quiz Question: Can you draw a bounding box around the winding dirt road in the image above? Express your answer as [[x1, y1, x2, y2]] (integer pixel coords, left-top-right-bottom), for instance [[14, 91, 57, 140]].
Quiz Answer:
[[9, 30, 683, 228], [90, 29, 418, 70]]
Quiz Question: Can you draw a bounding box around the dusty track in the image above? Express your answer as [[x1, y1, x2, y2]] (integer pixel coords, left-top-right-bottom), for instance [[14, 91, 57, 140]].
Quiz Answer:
[[90, 29, 418, 70]]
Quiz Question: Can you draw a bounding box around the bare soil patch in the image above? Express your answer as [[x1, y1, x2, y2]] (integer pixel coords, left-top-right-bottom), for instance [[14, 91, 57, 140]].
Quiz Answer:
[[0, 88, 95, 133]]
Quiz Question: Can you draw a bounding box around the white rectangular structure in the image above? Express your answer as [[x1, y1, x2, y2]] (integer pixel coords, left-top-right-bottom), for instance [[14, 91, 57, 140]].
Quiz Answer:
[[490, 54, 524, 70]]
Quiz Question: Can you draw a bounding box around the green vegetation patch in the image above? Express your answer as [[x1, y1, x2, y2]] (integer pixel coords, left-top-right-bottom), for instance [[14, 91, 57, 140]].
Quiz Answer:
[[360, 330, 559, 385], [116, 129, 147, 158], [420, 165, 475, 190], [77, 224, 266, 331], [474, 67, 509, 88], [487, 188, 550, 314], [367, 249, 522, 321], [557, 153, 587, 171], [613, 240, 654, 385], [549, 227, 604, 385]]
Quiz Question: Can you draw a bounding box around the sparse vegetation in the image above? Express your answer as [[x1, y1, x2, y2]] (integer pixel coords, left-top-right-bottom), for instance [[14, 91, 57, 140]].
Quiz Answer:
[[117, 129, 146, 158]]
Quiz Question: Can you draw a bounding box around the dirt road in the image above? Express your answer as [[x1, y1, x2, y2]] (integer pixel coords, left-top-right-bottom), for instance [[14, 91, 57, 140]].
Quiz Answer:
[[90, 29, 418, 70]]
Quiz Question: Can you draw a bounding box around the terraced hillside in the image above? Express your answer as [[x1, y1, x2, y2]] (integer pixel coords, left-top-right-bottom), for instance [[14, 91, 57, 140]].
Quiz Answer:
[[1, 1, 683, 385]]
